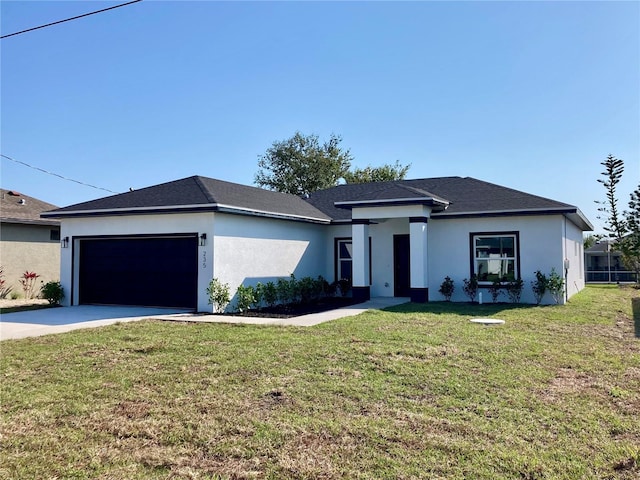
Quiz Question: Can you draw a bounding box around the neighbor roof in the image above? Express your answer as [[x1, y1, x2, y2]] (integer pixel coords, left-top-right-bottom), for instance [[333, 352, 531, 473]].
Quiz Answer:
[[42, 175, 593, 230], [42, 176, 332, 223], [1, 189, 60, 226]]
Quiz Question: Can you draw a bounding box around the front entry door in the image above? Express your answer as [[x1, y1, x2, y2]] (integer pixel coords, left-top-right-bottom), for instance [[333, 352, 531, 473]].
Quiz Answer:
[[394, 234, 410, 297]]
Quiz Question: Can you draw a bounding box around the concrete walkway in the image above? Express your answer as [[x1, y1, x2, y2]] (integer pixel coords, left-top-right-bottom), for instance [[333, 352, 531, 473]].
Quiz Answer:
[[153, 297, 410, 327], [0, 298, 409, 341]]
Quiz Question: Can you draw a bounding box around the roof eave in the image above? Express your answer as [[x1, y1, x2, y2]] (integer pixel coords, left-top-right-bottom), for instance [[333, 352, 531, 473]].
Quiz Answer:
[[431, 206, 594, 231], [1, 217, 60, 226], [334, 197, 450, 210], [41, 203, 331, 224]]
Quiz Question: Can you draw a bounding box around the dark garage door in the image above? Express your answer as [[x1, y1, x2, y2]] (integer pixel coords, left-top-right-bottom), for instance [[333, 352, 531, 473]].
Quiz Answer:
[[79, 235, 198, 309]]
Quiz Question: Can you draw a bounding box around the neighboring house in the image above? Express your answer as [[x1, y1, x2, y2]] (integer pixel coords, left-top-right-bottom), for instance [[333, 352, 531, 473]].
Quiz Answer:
[[41, 175, 593, 311], [1, 189, 61, 296], [585, 240, 637, 283]]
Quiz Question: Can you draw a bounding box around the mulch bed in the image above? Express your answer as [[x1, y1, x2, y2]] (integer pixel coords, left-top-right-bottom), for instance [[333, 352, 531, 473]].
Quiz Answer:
[[221, 296, 360, 319]]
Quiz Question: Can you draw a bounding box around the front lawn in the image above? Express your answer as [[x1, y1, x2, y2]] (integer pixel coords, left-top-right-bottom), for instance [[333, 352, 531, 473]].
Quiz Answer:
[[1, 286, 638, 479]]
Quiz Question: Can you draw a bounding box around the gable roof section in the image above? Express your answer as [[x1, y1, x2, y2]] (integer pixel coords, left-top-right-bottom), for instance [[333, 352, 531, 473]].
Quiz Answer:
[[41, 175, 593, 230], [305, 177, 593, 230], [42, 176, 332, 223], [1, 189, 60, 226]]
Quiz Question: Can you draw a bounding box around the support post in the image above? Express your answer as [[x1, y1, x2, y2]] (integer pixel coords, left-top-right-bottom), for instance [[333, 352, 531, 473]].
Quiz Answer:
[[409, 217, 429, 302], [352, 220, 370, 302]]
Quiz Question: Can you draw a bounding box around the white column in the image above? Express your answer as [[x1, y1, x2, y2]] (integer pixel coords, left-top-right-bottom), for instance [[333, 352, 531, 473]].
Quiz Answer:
[[409, 217, 429, 302], [351, 221, 370, 301]]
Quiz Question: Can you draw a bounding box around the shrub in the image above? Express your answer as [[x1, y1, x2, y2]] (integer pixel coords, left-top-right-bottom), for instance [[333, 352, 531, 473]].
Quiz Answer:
[[531, 270, 548, 305], [547, 268, 565, 304], [206, 278, 230, 313], [253, 282, 265, 310], [488, 279, 503, 303], [438, 276, 455, 301], [314, 276, 329, 299], [0, 267, 13, 299], [235, 284, 256, 313], [19, 271, 40, 299], [506, 278, 524, 303], [277, 276, 295, 305], [261, 281, 278, 308], [298, 276, 316, 304], [40, 281, 64, 305], [337, 278, 351, 297], [462, 275, 478, 302]]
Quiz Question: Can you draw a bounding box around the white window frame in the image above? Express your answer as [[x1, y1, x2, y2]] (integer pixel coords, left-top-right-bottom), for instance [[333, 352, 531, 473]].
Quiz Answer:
[[471, 232, 519, 283]]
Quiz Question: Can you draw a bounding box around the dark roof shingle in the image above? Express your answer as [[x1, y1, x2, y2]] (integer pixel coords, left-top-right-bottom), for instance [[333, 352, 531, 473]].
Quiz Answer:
[[44, 176, 331, 222]]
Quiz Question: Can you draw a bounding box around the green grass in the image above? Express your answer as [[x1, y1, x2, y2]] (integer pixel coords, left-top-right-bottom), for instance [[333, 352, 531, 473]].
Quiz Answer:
[[1, 285, 639, 479]]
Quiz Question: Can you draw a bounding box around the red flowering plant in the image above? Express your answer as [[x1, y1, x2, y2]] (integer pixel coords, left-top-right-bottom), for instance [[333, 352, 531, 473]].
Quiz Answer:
[[0, 267, 13, 299], [19, 271, 41, 299]]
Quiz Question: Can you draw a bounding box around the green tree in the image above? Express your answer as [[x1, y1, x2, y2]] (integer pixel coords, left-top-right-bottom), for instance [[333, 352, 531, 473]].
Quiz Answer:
[[255, 132, 352, 196], [596, 154, 626, 241], [343, 160, 411, 184], [620, 184, 640, 283], [583, 234, 603, 250]]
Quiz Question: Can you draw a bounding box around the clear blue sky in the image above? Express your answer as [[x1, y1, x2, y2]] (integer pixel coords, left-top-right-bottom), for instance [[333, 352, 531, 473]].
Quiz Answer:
[[2, 0, 638, 233]]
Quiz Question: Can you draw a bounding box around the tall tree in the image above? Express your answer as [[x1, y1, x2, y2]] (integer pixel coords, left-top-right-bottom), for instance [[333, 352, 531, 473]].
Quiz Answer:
[[255, 132, 352, 196], [596, 154, 626, 241], [621, 184, 640, 282], [343, 160, 411, 184]]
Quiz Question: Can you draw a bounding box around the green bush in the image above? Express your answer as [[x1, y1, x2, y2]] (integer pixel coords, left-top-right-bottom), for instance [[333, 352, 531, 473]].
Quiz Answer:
[[462, 275, 478, 302], [40, 281, 64, 305], [235, 284, 256, 313], [438, 276, 454, 301], [531, 270, 548, 305], [277, 275, 298, 305], [488, 279, 503, 303], [206, 278, 230, 313], [547, 268, 565, 304], [506, 278, 524, 303], [261, 281, 278, 308]]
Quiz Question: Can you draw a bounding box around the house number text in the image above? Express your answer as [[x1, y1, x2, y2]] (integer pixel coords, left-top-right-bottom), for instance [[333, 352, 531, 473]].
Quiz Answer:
[[202, 250, 207, 269]]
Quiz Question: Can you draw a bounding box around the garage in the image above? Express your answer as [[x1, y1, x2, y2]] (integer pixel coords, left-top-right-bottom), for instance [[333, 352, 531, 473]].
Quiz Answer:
[[78, 235, 198, 309]]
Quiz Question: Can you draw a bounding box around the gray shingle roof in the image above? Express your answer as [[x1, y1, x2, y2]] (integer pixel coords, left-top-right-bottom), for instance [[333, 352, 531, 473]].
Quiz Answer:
[[1, 189, 59, 226], [43, 176, 331, 223], [42, 175, 592, 230], [305, 176, 581, 221]]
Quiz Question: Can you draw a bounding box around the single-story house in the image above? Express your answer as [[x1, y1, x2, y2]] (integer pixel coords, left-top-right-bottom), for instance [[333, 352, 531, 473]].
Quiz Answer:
[[585, 240, 637, 283], [41, 175, 593, 310], [1, 189, 61, 296]]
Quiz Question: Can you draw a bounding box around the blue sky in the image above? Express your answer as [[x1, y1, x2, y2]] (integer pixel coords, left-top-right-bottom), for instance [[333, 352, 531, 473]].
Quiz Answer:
[[2, 0, 638, 233]]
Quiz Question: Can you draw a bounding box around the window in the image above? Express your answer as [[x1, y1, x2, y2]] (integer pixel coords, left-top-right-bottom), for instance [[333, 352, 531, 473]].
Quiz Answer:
[[50, 229, 60, 241], [336, 239, 353, 283], [472, 233, 519, 282], [334, 237, 372, 286]]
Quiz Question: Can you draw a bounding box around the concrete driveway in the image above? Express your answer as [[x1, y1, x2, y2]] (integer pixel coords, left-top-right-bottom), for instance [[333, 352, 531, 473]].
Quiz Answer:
[[1, 297, 410, 341], [0, 305, 191, 341]]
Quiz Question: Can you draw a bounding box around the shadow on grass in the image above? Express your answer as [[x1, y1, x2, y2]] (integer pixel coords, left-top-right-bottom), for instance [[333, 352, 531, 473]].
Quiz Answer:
[[632, 297, 640, 339], [385, 301, 536, 317]]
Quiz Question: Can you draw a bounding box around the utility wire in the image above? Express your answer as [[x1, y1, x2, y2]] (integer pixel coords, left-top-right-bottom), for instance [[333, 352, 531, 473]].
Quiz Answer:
[[1, 0, 143, 39], [1, 154, 119, 194]]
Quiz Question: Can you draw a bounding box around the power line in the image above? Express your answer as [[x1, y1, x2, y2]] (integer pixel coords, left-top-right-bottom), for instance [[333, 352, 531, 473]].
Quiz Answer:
[[1, 0, 143, 39], [1, 154, 119, 194]]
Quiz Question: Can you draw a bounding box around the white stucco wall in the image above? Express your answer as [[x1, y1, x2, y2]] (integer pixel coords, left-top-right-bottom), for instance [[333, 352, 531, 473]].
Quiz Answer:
[[428, 215, 568, 304], [325, 219, 408, 297], [327, 214, 583, 304], [212, 214, 328, 310], [563, 217, 586, 300], [59, 213, 214, 310]]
